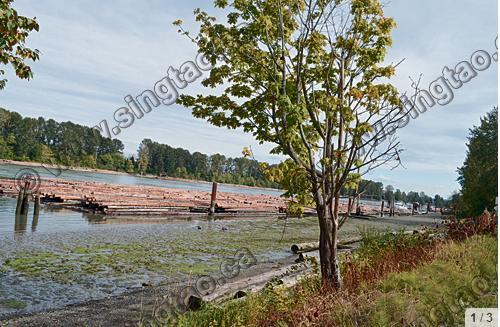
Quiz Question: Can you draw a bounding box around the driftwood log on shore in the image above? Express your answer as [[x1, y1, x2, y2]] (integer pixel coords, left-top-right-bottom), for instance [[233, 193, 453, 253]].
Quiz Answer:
[[180, 256, 318, 311], [291, 236, 364, 254], [291, 242, 320, 254], [184, 229, 439, 311]]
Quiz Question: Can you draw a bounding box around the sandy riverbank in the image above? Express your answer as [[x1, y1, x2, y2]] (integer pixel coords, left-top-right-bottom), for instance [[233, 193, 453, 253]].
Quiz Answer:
[[0, 159, 127, 176]]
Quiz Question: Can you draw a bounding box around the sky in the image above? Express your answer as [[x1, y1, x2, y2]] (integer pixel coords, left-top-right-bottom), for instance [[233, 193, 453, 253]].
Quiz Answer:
[[0, 0, 497, 198]]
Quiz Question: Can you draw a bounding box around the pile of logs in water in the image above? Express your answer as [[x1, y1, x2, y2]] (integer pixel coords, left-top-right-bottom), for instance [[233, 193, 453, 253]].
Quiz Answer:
[[0, 177, 411, 217], [0, 178, 294, 216]]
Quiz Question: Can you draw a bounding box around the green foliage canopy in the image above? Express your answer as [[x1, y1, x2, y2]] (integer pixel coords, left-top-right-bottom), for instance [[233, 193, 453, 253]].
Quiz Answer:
[[0, 0, 40, 89]]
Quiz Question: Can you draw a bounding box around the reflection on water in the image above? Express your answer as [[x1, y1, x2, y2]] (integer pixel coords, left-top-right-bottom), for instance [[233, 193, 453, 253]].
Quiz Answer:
[[0, 197, 107, 235], [13, 209, 41, 234], [14, 214, 28, 233], [32, 211, 39, 232]]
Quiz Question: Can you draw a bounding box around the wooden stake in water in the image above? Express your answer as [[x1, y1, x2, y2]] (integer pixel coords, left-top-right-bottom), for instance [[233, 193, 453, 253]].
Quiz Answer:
[[15, 188, 23, 215], [20, 181, 30, 215], [356, 195, 361, 215], [34, 194, 40, 217], [380, 200, 384, 217], [209, 182, 218, 215]]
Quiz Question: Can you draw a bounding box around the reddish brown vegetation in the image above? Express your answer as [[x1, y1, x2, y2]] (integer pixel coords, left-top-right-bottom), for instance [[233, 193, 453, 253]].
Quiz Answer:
[[341, 241, 439, 293], [258, 239, 443, 326], [256, 211, 497, 326], [446, 210, 497, 241]]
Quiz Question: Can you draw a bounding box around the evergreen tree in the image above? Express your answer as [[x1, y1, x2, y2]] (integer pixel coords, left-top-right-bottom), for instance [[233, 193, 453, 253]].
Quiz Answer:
[[458, 107, 498, 216]]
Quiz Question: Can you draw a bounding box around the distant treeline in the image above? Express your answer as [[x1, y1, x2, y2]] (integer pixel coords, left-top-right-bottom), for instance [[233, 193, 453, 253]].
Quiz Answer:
[[0, 108, 446, 201], [136, 139, 279, 188], [0, 108, 277, 188], [0, 108, 128, 170]]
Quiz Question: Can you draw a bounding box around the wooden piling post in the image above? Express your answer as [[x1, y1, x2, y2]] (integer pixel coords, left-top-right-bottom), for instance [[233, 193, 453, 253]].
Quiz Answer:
[[34, 194, 40, 217], [32, 194, 39, 232], [20, 181, 30, 215], [355, 195, 361, 215], [15, 188, 23, 215], [209, 182, 218, 215], [20, 193, 29, 215], [380, 200, 384, 217]]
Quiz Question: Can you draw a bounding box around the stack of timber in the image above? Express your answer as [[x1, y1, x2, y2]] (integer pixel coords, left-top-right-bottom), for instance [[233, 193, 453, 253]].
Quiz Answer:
[[0, 178, 409, 217], [0, 178, 292, 216]]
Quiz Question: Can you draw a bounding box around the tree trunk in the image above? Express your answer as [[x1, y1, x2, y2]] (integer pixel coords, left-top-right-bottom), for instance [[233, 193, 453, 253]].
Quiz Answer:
[[317, 201, 342, 289], [330, 195, 343, 288]]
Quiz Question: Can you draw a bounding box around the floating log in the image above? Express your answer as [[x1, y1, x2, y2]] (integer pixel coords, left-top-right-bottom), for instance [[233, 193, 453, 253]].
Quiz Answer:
[[0, 177, 295, 216]]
